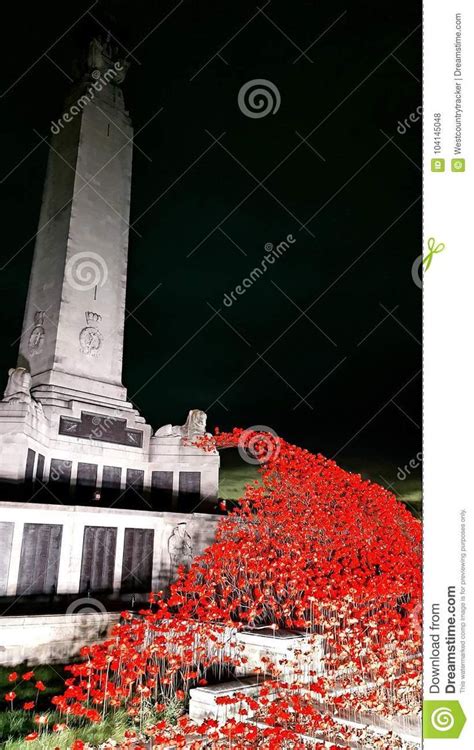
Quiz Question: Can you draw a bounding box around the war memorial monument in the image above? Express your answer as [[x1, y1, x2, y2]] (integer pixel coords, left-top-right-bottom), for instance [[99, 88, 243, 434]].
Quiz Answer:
[[0, 38, 219, 613]]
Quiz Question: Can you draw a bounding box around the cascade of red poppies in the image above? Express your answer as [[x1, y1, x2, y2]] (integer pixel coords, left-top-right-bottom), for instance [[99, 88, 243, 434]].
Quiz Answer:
[[41, 428, 421, 748]]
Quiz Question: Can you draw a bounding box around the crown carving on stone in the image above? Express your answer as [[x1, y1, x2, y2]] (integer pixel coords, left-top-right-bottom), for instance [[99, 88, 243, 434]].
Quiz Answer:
[[33, 310, 45, 325], [85, 311, 102, 325]]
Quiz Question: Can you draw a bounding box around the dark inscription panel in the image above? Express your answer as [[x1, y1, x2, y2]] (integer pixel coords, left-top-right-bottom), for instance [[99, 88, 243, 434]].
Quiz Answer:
[[76, 462, 98, 503], [24, 449, 36, 500], [126, 469, 144, 494], [101, 465, 122, 504], [77, 462, 98, 487], [36, 454, 45, 482], [79, 526, 117, 593], [17, 523, 63, 596], [178, 471, 201, 512], [59, 412, 143, 448], [102, 466, 122, 489], [151, 471, 173, 509], [179, 471, 201, 494], [49, 458, 72, 484], [25, 449, 35, 483], [48, 459, 72, 502], [121, 528, 154, 592], [0, 522, 14, 595], [120, 469, 145, 508]]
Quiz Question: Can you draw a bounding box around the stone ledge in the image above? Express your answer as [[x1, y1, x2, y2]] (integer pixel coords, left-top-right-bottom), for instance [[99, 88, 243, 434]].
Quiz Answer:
[[189, 675, 266, 722], [0, 612, 120, 666], [234, 628, 325, 678], [0, 500, 221, 519]]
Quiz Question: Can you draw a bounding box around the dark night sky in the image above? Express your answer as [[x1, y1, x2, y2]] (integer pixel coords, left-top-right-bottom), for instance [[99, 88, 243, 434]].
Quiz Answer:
[[0, 1, 421, 468]]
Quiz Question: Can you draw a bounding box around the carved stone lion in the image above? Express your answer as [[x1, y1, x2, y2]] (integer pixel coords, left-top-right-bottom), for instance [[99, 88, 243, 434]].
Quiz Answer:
[[3, 367, 32, 403], [155, 409, 208, 439]]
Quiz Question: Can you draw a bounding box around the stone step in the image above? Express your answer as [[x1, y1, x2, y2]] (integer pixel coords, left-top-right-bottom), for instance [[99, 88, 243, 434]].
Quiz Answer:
[[189, 674, 265, 722]]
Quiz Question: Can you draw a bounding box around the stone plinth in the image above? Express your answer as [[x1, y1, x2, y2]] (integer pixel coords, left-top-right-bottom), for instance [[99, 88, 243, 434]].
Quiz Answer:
[[234, 628, 325, 679], [0, 399, 219, 507], [189, 675, 264, 723]]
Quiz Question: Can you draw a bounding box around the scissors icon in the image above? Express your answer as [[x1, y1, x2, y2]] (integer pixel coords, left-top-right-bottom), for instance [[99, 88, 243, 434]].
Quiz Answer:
[[423, 237, 446, 271]]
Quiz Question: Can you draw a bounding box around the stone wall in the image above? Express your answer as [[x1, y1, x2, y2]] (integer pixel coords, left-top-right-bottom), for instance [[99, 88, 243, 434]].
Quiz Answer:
[[0, 612, 120, 666], [0, 400, 220, 507], [0, 501, 219, 599]]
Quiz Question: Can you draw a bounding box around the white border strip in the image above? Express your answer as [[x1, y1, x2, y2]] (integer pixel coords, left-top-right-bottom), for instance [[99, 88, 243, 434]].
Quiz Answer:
[[424, 0, 473, 745]]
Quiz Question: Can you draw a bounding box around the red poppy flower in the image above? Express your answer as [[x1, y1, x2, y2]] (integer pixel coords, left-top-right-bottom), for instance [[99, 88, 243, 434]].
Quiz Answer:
[[44, 427, 421, 749]]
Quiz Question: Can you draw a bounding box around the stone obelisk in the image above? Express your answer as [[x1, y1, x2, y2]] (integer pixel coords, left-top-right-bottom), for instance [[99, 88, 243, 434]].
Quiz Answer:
[[18, 38, 132, 406], [0, 38, 219, 508]]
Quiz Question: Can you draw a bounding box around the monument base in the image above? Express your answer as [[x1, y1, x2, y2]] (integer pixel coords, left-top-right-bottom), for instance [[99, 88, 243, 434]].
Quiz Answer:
[[0, 392, 219, 511], [0, 501, 219, 600]]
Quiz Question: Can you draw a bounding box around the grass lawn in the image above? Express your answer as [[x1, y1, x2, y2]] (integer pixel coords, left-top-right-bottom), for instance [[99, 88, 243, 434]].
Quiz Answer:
[[337, 456, 422, 519], [219, 449, 422, 518], [0, 665, 69, 746], [0, 664, 182, 749], [0, 709, 131, 749], [0, 666, 65, 705]]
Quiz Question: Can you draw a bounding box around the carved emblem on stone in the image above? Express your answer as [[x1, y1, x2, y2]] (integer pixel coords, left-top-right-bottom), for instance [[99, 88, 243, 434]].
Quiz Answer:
[[126, 431, 140, 446], [58, 412, 143, 447], [155, 409, 208, 439], [28, 311, 45, 355], [168, 522, 193, 577], [79, 311, 103, 356]]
